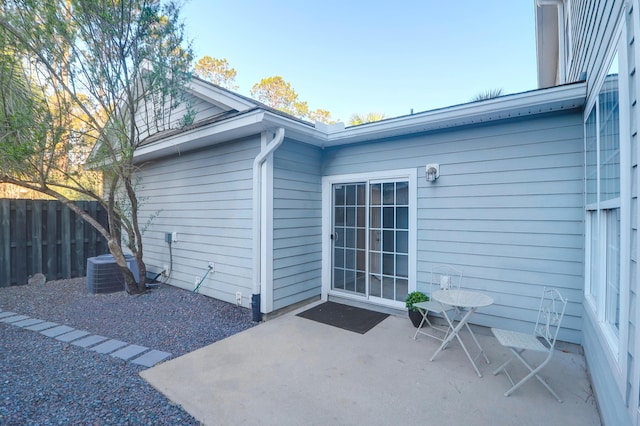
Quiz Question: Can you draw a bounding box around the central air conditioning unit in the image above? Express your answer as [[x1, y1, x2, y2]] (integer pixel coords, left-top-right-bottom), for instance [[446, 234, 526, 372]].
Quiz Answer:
[[86, 254, 140, 294]]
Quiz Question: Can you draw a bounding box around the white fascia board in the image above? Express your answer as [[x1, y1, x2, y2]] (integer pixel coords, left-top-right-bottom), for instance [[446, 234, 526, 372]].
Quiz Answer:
[[255, 83, 585, 148], [133, 110, 266, 162], [132, 82, 586, 162], [186, 78, 256, 111], [321, 82, 586, 147], [260, 113, 329, 144]]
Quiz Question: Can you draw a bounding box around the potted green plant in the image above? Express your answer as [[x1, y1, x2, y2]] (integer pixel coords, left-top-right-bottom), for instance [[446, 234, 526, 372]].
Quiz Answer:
[[405, 291, 429, 328]]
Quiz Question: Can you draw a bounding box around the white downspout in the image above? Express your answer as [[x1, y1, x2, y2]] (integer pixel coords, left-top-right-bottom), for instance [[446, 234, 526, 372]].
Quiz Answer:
[[251, 127, 285, 321]]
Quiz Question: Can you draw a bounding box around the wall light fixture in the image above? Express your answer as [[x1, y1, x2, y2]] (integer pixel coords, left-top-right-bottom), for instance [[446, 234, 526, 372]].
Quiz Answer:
[[426, 164, 440, 182]]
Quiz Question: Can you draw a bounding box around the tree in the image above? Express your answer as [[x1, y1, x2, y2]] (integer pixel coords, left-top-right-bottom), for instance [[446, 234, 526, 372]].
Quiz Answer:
[[194, 56, 238, 90], [470, 88, 504, 102], [308, 108, 333, 124], [0, 0, 194, 294], [348, 112, 387, 126], [250, 76, 334, 124], [250, 76, 300, 116]]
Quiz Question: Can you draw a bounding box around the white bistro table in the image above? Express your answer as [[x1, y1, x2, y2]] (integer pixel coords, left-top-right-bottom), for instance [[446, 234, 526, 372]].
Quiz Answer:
[[430, 289, 494, 377]]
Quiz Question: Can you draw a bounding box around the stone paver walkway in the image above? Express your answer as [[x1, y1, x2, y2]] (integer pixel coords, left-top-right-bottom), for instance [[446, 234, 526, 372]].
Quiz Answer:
[[0, 307, 170, 368]]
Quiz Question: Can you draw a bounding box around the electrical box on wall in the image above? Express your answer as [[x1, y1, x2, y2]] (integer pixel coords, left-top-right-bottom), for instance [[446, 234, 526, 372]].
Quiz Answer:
[[164, 232, 172, 243]]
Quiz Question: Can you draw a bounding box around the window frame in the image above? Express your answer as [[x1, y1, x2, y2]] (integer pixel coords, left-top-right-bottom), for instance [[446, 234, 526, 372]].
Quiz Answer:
[[583, 27, 631, 397], [321, 169, 417, 310]]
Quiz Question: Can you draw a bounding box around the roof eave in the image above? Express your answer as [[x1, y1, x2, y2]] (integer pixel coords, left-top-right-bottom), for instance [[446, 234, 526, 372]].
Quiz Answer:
[[133, 82, 586, 161], [321, 82, 586, 147], [133, 110, 268, 163], [186, 78, 257, 111]]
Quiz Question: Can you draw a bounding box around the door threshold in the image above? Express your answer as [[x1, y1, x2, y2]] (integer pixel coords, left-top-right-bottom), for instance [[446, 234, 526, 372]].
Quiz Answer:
[[327, 294, 405, 317]]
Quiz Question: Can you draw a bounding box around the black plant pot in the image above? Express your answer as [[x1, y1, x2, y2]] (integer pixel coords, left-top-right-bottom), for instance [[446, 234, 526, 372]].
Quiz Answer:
[[408, 309, 426, 328]]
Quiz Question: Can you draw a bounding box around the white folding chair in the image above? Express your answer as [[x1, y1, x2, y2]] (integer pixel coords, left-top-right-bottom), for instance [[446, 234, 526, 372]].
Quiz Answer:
[[413, 265, 462, 341], [491, 287, 568, 402]]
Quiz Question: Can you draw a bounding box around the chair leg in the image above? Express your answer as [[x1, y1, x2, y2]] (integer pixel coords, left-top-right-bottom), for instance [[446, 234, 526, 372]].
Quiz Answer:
[[493, 357, 514, 378], [505, 349, 562, 403], [412, 309, 429, 340], [426, 316, 452, 340], [413, 311, 450, 342]]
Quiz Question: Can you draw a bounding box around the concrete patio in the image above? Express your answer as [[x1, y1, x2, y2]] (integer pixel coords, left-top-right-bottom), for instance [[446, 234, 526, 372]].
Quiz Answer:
[[141, 301, 601, 426]]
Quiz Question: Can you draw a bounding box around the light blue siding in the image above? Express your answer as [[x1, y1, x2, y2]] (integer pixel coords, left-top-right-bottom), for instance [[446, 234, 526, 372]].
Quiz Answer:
[[568, 0, 623, 96], [629, 5, 640, 420], [135, 91, 228, 142], [628, 6, 639, 423], [136, 136, 260, 305], [272, 140, 323, 310], [323, 113, 584, 343], [573, 2, 638, 424], [583, 314, 632, 425]]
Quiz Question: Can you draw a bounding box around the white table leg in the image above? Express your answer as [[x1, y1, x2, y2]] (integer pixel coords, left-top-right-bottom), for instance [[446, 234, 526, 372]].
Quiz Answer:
[[430, 306, 484, 377], [463, 321, 490, 365], [429, 306, 456, 356]]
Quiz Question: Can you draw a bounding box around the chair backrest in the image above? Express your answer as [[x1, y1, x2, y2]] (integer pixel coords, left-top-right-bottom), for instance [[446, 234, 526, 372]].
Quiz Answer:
[[534, 287, 568, 349], [429, 265, 463, 296]]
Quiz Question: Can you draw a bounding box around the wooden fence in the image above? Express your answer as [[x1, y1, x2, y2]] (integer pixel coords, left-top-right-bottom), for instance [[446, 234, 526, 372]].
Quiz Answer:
[[0, 199, 110, 286]]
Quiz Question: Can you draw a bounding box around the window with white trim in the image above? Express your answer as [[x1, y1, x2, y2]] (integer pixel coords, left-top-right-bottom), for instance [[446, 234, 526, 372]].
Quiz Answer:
[[584, 51, 621, 347]]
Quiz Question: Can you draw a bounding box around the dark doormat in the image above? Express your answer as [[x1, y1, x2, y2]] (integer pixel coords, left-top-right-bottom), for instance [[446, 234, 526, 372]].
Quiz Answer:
[[296, 301, 389, 334]]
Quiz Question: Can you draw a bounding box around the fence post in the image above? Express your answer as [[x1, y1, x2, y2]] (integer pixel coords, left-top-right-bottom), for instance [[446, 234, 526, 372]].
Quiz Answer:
[[86, 201, 97, 259], [45, 200, 57, 280], [73, 201, 85, 276], [0, 200, 10, 287], [32, 200, 43, 276], [61, 204, 71, 278], [15, 200, 27, 285]]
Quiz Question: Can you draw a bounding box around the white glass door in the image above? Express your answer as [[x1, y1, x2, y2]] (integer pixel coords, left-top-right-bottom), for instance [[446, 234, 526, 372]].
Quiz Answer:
[[331, 179, 409, 304], [368, 181, 409, 303], [332, 183, 367, 295]]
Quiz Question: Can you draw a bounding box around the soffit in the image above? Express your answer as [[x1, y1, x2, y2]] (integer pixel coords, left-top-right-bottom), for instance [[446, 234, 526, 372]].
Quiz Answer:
[[317, 82, 585, 147], [134, 81, 586, 162]]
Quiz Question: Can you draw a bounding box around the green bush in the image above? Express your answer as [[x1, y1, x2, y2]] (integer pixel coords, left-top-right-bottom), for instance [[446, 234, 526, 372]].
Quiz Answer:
[[405, 291, 429, 311]]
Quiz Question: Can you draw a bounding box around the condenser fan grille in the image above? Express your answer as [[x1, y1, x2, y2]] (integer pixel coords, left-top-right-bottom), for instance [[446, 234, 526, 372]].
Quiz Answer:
[[86, 254, 138, 293]]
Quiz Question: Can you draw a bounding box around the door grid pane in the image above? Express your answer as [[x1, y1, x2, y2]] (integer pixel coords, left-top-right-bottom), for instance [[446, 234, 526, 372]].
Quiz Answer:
[[332, 183, 366, 295], [369, 181, 409, 302], [332, 180, 409, 303]]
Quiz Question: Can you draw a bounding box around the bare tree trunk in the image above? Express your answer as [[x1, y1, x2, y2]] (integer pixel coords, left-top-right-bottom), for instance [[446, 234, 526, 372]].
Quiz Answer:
[[107, 237, 142, 294]]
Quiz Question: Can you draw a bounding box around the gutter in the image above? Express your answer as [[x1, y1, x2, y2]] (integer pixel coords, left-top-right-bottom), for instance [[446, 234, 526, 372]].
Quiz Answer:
[[251, 127, 285, 322], [128, 82, 586, 164], [322, 82, 586, 146]]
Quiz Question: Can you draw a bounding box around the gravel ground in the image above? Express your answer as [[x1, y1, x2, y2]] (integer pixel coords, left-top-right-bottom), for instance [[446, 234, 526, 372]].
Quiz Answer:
[[0, 277, 257, 425]]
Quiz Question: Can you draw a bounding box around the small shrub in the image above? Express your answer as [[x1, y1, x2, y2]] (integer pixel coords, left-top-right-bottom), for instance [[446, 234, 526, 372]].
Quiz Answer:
[[405, 291, 429, 311]]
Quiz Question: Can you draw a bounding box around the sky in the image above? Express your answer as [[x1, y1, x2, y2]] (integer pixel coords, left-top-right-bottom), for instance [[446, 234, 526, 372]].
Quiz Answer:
[[181, 0, 539, 123]]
